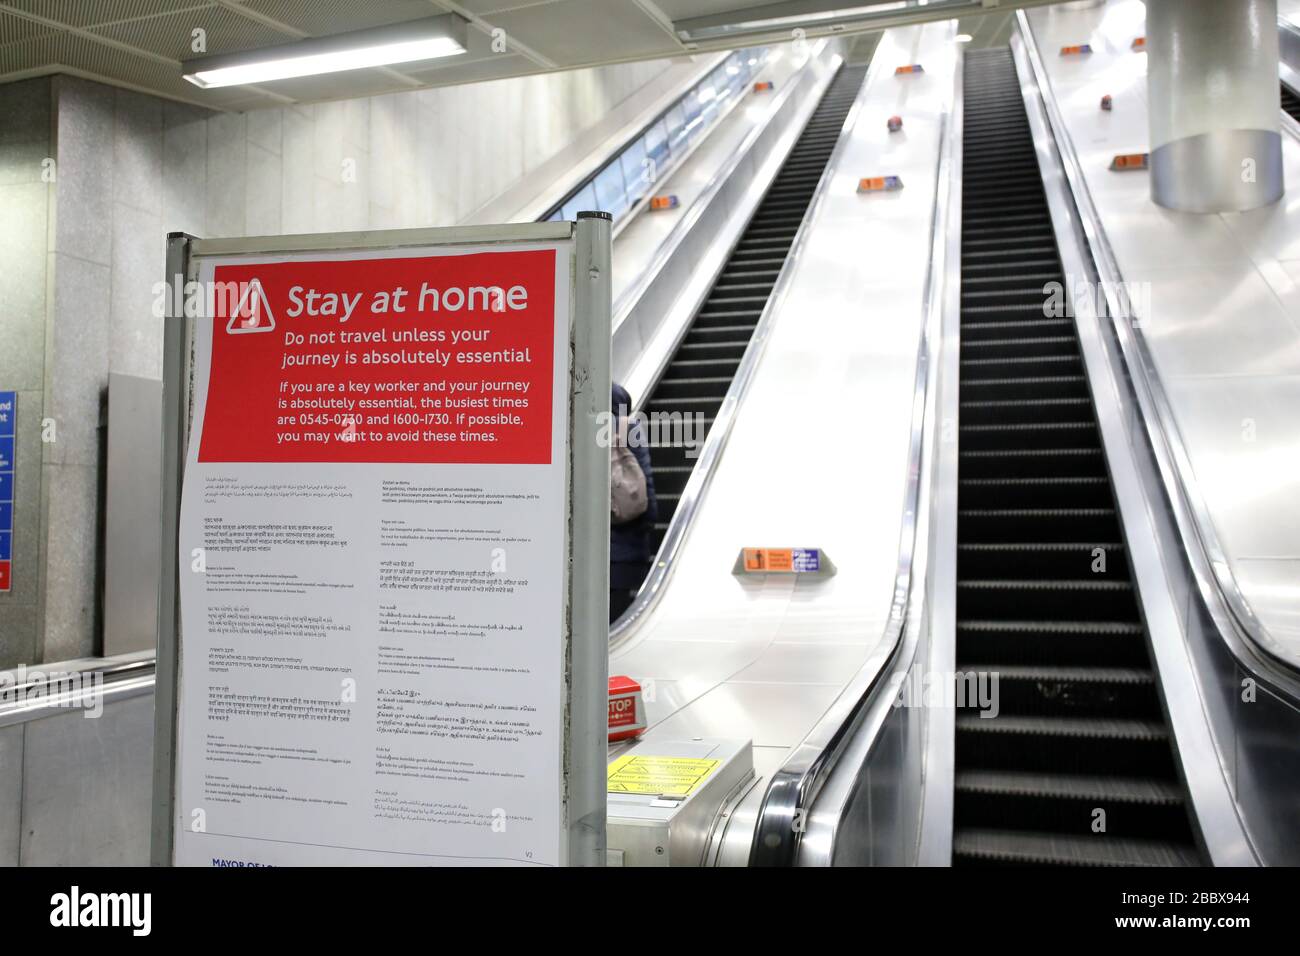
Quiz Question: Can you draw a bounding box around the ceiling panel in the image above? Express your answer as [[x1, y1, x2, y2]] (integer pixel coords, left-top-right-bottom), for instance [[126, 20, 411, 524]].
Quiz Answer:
[[0, 29, 255, 107], [485, 0, 675, 66], [394, 25, 520, 73], [449, 0, 566, 15], [257, 65, 422, 102], [0, 7, 60, 44], [89, 8, 293, 60], [3, 0, 206, 29], [400, 50, 533, 85], [242, 0, 448, 36], [0, 0, 1060, 111], [651, 0, 760, 17]]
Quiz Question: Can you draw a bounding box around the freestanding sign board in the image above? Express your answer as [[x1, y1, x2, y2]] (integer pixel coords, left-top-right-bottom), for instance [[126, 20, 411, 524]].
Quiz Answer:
[[151, 218, 611, 866]]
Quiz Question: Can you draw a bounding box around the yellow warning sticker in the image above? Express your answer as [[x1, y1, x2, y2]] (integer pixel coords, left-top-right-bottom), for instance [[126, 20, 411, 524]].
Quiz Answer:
[[606, 755, 721, 796]]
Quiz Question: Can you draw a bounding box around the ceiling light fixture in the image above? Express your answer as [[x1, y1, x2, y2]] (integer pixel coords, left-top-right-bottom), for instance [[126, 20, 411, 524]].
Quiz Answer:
[[182, 15, 468, 89], [674, 0, 976, 44]]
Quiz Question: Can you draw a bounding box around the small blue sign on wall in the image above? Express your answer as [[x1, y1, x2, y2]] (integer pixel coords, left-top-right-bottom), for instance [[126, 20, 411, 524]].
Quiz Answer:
[[0, 391, 13, 592], [791, 548, 821, 573]]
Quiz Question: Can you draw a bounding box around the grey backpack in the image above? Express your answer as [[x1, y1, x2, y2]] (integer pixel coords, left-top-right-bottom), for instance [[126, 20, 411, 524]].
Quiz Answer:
[[611, 415, 648, 524]]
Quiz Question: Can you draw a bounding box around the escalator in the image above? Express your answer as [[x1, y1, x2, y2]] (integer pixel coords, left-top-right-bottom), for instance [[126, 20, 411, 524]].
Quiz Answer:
[[951, 48, 1203, 867], [640, 64, 869, 555], [1282, 81, 1300, 121]]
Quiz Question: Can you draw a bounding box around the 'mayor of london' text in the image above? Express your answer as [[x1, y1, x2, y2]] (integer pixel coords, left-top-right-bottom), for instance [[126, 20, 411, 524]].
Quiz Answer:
[[285, 282, 529, 322]]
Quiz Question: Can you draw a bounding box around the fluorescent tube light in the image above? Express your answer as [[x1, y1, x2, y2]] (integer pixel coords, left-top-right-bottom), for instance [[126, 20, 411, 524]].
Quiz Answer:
[[674, 0, 976, 43], [182, 15, 467, 89]]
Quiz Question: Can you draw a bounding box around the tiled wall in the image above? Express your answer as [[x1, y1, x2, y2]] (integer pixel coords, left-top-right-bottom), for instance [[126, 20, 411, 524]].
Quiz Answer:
[[5, 56, 673, 664], [0, 78, 52, 669]]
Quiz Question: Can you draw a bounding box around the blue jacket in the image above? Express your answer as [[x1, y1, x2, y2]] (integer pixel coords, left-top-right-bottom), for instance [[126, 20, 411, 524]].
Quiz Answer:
[[610, 383, 657, 581]]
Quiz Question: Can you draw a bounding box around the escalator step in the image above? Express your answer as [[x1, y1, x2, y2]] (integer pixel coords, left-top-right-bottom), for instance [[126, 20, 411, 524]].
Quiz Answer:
[[692, 319, 762, 333], [963, 202, 1046, 217], [956, 618, 1147, 668], [957, 541, 1128, 579], [960, 318, 1072, 340], [955, 712, 1167, 738], [962, 289, 1060, 309], [651, 376, 734, 399], [964, 195, 1049, 213], [958, 446, 1106, 478], [961, 333, 1076, 348], [677, 341, 749, 360], [728, 254, 791, 267], [953, 829, 1201, 867], [720, 268, 782, 281], [960, 303, 1074, 318], [959, 420, 1099, 450], [963, 245, 1058, 261], [711, 282, 776, 295], [964, 213, 1051, 229], [962, 271, 1061, 285], [660, 357, 742, 378], [647, 464, 692, 496], [685, 323, 759, 341], [958, 374, 1090, 400], [965, 663, 1158, 719], [954, 713, 1174, 776], [959, 356, 1083, 379], [959, 397, 1093, 424], [955, 770, 1191, 842], [958, 769, 1182, 805], [958, 507, 1120, 541], [959, 475, 1112, 508], [957, 578, 1137, 621]]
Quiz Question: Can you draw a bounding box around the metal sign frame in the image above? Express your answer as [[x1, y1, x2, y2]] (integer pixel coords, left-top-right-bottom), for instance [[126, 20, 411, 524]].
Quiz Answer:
[[150, 216, 612, 866]]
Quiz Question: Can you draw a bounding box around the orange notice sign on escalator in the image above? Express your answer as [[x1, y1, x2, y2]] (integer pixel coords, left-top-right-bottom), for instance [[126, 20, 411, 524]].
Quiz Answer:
[[739, 547, 829, 574], [744, 548, 793, 572]]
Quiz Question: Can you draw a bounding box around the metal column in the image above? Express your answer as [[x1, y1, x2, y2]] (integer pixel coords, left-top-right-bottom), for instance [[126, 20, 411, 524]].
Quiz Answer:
[[1147, 0, 1284, 213]]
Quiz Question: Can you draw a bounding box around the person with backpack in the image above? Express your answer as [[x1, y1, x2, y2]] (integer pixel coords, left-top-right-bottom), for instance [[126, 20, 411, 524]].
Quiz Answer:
[[609, 383, 657, 623]]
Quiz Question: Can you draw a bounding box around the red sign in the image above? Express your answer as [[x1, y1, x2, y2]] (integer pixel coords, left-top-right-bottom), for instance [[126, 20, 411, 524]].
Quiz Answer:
[[197, 249, 558, 465], [1110, 152, 1149, 171], [608, 675, 646, 742], [0, 561, 9, 592]]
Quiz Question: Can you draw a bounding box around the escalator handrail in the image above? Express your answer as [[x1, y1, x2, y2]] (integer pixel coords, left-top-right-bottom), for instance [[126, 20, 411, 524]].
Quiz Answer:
[[1017, 10, 1300, 693], [608, 49, 857, 647], [609, 41, 834, 332], [1277, 15, 1300, 136], [538, 47, 766, 226], [0, 651, 156, 727], [747, 37, 958, 865]]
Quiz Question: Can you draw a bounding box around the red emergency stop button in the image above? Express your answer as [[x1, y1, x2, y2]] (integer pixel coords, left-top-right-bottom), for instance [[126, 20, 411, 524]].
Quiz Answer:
[[608, 675, 646, 742]]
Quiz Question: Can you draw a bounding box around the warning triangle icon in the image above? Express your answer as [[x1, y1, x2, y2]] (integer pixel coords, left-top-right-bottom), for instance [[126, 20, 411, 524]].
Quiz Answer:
[[225, 279, 276, 334]]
